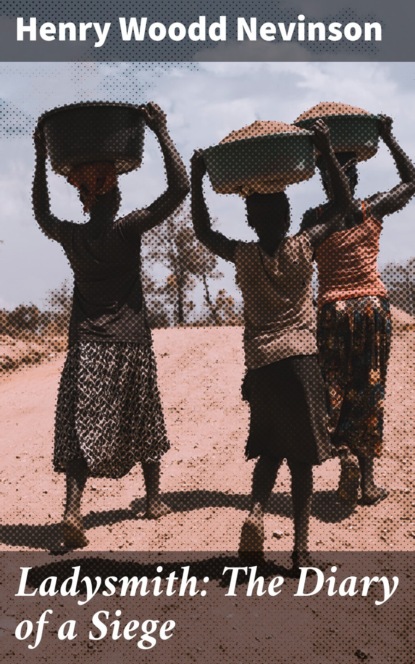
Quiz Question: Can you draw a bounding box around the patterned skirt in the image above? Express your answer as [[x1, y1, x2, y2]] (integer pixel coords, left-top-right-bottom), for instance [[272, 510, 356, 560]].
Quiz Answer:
[[54, 338, 170, 478], [317, 296, 392, 458], [242, 355, 333, 465]]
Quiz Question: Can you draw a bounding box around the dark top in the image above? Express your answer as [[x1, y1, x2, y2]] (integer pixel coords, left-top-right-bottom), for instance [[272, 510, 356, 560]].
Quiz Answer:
[[41, 216, 151, 345]]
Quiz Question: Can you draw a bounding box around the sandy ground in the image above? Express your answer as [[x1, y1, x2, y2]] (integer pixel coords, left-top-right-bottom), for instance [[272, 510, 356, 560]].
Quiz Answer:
[[0, 308, 414, 554], [0, 314, 414, 663]]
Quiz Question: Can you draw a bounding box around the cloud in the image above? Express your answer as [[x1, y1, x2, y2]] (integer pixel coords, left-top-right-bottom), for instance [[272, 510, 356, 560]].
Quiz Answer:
[[0, 99, 33, 137], [0, 61, 414, 308]]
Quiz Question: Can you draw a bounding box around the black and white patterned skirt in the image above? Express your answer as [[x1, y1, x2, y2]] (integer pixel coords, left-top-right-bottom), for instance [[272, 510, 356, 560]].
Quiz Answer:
[[54, 339, 170, 478]]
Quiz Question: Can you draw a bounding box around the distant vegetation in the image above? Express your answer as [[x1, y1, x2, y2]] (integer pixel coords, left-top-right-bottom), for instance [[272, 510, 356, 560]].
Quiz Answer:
[[381, 257, 415, 318], [0, 204, 242, 340], [1, 210, 413, 339]]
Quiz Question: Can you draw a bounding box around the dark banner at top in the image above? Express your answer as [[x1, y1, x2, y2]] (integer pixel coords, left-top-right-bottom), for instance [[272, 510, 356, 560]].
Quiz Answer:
[[0, 0, 413, 61]]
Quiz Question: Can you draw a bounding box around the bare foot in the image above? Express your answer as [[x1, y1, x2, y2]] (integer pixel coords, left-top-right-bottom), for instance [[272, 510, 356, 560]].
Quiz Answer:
[[337, 455, 361, 506], [238, 515, 265, 563], [360, 486, 389, 506], [62, 515, 89, 549], [144, 500, 172, 520]]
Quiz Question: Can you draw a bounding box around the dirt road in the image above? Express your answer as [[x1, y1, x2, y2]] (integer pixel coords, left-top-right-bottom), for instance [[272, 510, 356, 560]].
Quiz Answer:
[[1, 313, 414, 554]]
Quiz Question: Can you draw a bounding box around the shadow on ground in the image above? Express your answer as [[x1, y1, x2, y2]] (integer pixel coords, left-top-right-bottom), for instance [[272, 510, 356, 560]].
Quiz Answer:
[[0, 489, 354, 550]]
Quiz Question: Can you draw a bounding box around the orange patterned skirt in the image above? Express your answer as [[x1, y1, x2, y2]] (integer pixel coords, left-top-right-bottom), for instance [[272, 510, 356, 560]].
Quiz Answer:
[[317, 296, 392, 458]]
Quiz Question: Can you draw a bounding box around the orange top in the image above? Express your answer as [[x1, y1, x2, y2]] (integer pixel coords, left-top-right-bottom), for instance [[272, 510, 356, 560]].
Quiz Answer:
[[315, 202, 387, 307]]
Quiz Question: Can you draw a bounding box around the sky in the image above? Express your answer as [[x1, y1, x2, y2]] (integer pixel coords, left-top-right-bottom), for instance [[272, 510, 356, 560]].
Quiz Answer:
[[0, 60, 415, 310]]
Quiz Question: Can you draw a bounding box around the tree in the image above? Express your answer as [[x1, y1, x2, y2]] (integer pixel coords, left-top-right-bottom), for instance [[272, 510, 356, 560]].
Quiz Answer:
[[382, 258, 415, 317], [141, 272, 170, 329], [44, 280, 72, 334], [142, 202, 223, 326], [214, 289, 243, 326], [8, 304, 41, 333]]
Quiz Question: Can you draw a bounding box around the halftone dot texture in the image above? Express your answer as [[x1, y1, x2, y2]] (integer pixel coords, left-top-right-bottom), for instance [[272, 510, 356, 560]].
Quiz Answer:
[[1, 92, 414, 663], [294, 101, 380, 161], [204, 120, 315, 196], [40, 102, 146, 177], [1, 0, 410, 62], [0, 551, 413, 662], [54, 340, 170, 476]]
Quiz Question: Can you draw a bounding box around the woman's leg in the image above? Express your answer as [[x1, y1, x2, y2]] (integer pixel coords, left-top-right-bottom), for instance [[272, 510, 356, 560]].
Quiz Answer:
[[337, 446, 360, 506], [357, 300, 390, 505], [343, 297, 391, 506], [250, 455, 282, 517], [288, 460, 313, 568], [141, 460, 171, 519], [63, 458, 89, 548], [239, 455, 282, 557], [357, 455, 388, 505]]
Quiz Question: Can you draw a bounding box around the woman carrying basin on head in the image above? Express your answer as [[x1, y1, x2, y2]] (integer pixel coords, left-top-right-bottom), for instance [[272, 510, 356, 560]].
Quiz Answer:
[[301, 115, 415, 507], [33, 102, 190, 549], [191, 120, 353, 569]]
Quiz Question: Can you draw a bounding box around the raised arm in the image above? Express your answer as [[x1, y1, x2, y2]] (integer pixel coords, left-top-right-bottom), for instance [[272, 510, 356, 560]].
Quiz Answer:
[[190, 150, 237, 263], [119, 103, 190, 236], [305, 120, 355, 248], [366, 115, 415, 220], [32, 125, 72, 243]]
